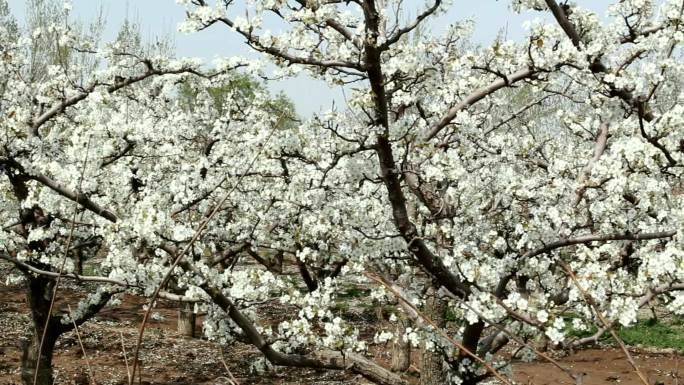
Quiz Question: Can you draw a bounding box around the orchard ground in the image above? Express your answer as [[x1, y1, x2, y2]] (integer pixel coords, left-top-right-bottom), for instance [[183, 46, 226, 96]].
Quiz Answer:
[[0, 267, 682, 385]]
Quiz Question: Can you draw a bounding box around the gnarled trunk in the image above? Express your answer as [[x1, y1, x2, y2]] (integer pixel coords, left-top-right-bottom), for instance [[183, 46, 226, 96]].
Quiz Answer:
[[21, 275, 60, 385], [21, 331, 58, 385]]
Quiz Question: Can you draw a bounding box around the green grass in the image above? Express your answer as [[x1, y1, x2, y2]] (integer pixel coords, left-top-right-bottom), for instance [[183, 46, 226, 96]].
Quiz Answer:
[[81, 263, 99, 276], [565, 318, 684, 353], [618, 319, 684, 353], [332, 301, 350, 313]]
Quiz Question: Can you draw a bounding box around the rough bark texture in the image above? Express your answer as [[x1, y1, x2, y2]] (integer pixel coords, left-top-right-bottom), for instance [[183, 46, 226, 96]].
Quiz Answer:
[[21, 332, 58, 385], [177, 301, 196, 338], [420, 288, 446, 385], [21, 276, 58, 385], [390, 323, 411, 372]]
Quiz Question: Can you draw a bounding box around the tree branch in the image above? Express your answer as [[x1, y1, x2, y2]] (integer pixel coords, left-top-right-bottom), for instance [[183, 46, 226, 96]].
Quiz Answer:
[[570, 281, 684, 347], [28, 172, 118, 222], [379, 0, 442, 50], [521, 230, 677, 260], [544, 0, 581, 47], [0, 253, 196, 302], [30, 64, 217, 137], [424, 68, 535, 141], [176, 258, 409, 385]]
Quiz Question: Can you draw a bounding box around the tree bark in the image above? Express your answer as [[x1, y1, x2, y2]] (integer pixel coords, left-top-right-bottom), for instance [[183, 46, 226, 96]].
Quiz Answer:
[[21, 275, 59, 385], [420, 288, 446, 385], [19, 273, 112, 385], [21, 332, 58, 385], [390, 322, 411, 372], [390, 274, 411, 373]]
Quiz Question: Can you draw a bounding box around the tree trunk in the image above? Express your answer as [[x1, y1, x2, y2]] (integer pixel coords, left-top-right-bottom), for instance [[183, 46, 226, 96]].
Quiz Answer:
[[21, 331, 58, 385], [177, 301, 196, 338], [420, 288, 446, 385], [21, 275, 59, 385], [390, 322, 411, 372], [390, 274, 412, 372]]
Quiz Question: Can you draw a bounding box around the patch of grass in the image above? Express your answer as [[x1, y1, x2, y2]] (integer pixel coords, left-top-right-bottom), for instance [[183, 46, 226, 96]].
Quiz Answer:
[[81, 263, 99, 276], [618, 319, 684, 353], [564, 318, 684, 353]]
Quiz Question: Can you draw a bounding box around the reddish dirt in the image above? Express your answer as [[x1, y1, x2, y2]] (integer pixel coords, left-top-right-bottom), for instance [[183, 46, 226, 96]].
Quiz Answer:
[[0, 283, 354, 385], [515, 348, 682, 385], [1, 282, 683, 385]]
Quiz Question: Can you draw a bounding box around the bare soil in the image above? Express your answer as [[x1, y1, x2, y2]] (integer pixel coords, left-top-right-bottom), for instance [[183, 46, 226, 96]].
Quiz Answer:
[[1, 283, 682, 385], [516, 349, 682, 385]]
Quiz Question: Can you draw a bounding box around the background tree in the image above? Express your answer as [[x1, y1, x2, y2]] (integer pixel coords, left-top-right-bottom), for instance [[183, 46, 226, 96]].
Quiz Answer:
[[0, 1, 230, 383]]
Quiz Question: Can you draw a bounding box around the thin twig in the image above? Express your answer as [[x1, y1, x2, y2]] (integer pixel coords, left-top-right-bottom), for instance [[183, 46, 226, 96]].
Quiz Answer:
[[559, 261, 650, 385], [219, 348, 240, 385], [67, 305, 97, 385], [0, 253, 196, 302], [120, 332, 131, 384]]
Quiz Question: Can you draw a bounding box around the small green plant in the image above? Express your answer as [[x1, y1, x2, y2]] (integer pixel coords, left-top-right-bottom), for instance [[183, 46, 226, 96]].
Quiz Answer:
[[332, 301, 350, 313], [445, 308, 458, 322], [81, 263, 99, 276]]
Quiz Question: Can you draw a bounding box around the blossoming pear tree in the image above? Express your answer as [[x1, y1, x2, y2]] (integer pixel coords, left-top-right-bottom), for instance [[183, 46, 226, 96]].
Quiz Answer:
[[1, 0, 683, 384], [0, 1, 270, 383], [168, 0, 684, 384]]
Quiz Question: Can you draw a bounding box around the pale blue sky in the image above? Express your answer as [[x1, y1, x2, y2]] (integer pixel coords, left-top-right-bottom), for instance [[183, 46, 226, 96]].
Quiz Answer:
[[7, 0, 614, 116]]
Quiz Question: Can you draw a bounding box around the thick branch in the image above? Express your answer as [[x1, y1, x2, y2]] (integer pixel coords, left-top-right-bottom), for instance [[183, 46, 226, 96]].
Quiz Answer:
[[57, 288, 117, 334], [0, 253, 196, 302], [544, 0, 656, 121], [177, 259, 408, 385], [29, 86, 94, 136], [574, 122, 609, 206], [403, 166, 453, 218], [28, 172, 118, 222], [521, 230, 677, 260], [425, 68, 535, 141], [544, 0, 581, 47], [30, 65, 213, 136], [358, 0, 469, 298]]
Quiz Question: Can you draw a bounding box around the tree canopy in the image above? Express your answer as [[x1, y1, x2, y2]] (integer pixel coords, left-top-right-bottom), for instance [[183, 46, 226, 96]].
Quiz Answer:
[[1, 0, 683, 384]]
